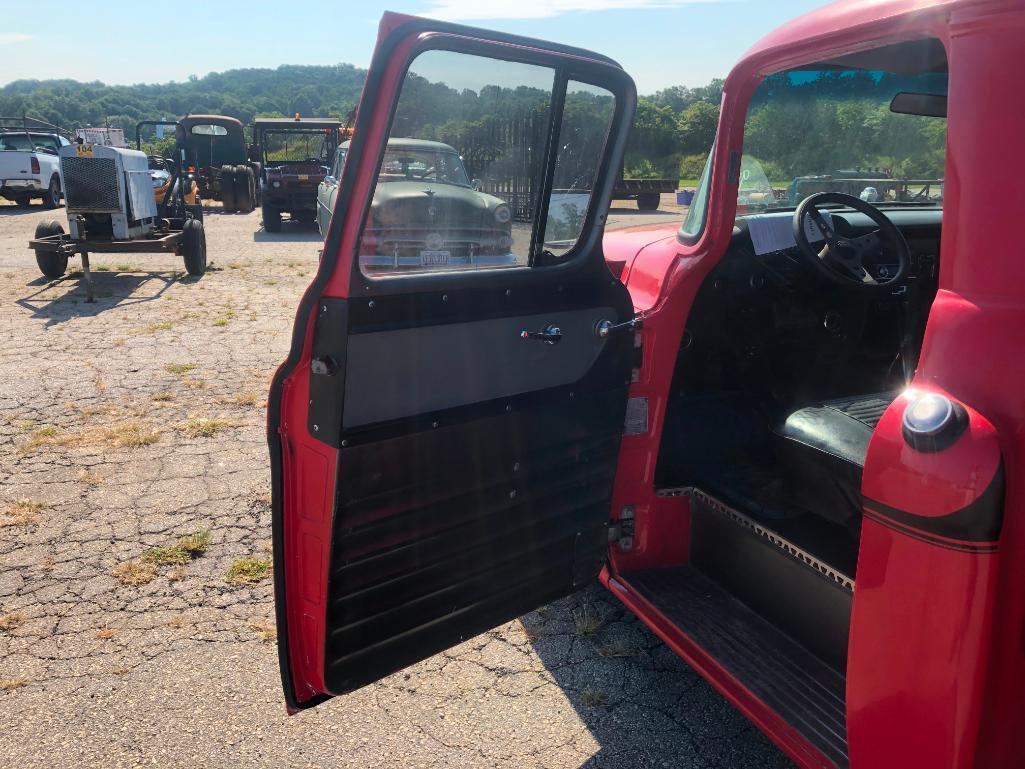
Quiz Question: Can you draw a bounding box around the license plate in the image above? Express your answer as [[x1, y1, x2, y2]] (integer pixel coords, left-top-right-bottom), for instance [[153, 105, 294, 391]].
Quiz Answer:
[[298, 174, 309, 182], [76, 144, 94, 157], [420, 250, 450, 266]]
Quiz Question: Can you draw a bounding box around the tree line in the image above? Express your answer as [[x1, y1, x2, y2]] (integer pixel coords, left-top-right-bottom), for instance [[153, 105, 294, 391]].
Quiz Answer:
[[1, 65, 946, 184]]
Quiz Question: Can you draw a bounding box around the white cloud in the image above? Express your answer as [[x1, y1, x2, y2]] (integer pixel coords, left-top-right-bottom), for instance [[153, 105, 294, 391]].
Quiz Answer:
[[422, 0, 722, 22], [0, 33, 32, 45]]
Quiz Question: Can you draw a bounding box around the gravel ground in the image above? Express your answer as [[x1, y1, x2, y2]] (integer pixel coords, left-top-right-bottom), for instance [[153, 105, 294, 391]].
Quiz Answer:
[[0, 198, 792, 768]]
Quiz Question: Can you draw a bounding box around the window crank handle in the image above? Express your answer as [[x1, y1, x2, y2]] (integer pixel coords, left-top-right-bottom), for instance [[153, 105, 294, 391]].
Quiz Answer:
[[520, 324, 562, 345]]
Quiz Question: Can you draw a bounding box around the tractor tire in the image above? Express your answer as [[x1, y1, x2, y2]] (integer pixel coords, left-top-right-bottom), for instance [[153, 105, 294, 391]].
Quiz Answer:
[[220, 165, 238, 213], [637, 193, 661, 211], [262, 201, 282, 233], [234, 166, 254, 213], [249, 163, 262, 205], [42, 175, 62, 209], [33, 220, 68, 278], [181, 219, 207, 276]]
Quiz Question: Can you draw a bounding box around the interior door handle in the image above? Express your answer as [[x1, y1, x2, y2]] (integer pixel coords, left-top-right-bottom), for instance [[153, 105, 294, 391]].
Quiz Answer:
[[520, 324, 562, 345]]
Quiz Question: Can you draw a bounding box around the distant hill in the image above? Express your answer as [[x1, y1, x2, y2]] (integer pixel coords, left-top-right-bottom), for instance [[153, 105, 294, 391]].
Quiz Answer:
[[0, 64, 369, 134]]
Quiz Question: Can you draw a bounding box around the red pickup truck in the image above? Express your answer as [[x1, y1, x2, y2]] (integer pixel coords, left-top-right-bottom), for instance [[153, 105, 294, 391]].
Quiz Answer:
[[268, 3, 1025, 768]]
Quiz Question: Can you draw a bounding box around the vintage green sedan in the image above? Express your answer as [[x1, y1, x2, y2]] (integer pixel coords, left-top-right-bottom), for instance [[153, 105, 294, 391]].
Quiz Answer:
[[317, 138, 516, 272]]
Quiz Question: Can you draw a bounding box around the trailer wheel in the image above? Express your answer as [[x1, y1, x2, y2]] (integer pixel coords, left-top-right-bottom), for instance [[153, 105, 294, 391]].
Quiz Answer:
[[220, 165, 238, 213], [234, 166, 254, 213], [637, 193, 661, 211], [262, 201, 282, 233], [33, 220, 67, 278], [181, 219, 207, 276]]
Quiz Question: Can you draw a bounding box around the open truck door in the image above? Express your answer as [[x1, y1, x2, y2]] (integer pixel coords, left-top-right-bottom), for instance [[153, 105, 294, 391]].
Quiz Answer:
[[268, 12, 637, 711]]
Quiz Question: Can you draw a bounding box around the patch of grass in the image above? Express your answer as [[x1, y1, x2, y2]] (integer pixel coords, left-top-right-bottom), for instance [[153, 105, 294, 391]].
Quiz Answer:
[[597, 639, 637, 658], [573, 604, 604, 637], [1, 499, 45, 527], [0, 677, 29, 691], [113, 263, 140, 272], [150, 391, 175, 402], [17, 426, 62, 453], [93, 264, 112, 272], [581, 686, 608, 707], [165, 362, 197, 376], [142, 530, 211, 566], [212, 318, 229, 327], [0, 612, 26, 631], [14, 419, 36, 431], [227, 262, 243, 270], [225, 558, 272, 585], [139, 321, 173, 334], [249, 619, 276, 643], [217, 391, 262, 407], [96, 421, 161, 448], [179, 417, 240, 438], [95, 628, 118, 640], [181, 378, 208, 390], [112, 560, 157, 586]]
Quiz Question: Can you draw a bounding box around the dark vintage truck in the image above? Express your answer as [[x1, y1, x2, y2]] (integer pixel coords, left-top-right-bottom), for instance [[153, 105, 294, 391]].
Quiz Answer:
[[252, 117, 341, 232]]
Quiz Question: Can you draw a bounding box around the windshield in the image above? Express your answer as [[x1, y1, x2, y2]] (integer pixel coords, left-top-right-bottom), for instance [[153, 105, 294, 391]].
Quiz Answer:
[[379, 148, 470, 187], [261, 130, 333, 163], [191, 124, 228, 136], [738, 67, 947, 216]]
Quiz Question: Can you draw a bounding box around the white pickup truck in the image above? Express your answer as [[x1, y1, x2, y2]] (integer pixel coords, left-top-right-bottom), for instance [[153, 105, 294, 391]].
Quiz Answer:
[[0, 130, 68, 208]]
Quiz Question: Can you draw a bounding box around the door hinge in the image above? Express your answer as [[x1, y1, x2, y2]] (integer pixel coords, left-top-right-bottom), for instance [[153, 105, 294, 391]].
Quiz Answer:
[[608, 505, 635, 550]]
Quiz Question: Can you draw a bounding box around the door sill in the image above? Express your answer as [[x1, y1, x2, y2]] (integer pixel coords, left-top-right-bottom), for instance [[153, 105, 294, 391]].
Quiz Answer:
[[614, 566, 849, 769]]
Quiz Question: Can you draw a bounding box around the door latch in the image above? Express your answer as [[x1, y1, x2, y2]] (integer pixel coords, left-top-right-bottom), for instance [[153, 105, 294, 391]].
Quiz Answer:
[[595, 317, 642, 338], [520, 324, 562, 345]]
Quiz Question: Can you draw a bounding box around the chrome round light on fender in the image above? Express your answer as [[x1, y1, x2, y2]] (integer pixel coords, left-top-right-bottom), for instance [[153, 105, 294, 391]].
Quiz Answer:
[[272, 181, 281, 188], [494, 204, 511, 224], [902, 391, 967, 452]]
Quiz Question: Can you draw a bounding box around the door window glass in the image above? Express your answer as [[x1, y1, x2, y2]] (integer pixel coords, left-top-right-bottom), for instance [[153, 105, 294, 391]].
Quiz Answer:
[[358, 50, 555, 276], [542, 81, 616, 258]]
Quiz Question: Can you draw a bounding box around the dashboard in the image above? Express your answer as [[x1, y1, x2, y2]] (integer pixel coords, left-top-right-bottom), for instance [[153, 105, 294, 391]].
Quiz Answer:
[[678, 207, 942, 404]]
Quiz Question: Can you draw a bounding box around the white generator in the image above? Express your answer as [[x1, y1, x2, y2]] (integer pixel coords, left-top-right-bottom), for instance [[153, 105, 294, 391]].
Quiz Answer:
[[59, 144, 158, 240]]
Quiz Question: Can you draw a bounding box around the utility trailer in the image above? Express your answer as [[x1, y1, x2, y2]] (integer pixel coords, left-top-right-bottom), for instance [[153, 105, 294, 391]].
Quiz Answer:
[[612, 172, 675, 210], [28, 142, 206, 302]]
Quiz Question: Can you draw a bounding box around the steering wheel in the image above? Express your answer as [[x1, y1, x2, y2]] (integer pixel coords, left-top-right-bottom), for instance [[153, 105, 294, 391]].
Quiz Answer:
[[793, 192, 910, 289]]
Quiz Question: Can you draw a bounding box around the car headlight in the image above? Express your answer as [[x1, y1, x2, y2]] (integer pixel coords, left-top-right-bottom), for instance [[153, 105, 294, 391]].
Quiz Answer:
[[494, 204, 511, 224]]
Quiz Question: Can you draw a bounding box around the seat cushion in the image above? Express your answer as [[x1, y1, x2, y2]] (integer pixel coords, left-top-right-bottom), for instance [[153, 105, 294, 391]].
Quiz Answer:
[[774, 393, 896, 530]]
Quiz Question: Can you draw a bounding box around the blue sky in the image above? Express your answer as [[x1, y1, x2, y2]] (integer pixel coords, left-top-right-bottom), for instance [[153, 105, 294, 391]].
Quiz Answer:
[[0, 0, 831, 93]]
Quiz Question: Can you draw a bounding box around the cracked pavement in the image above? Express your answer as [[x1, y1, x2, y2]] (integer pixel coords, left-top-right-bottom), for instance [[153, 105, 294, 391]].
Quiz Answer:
[[0, 200, 792, 768]]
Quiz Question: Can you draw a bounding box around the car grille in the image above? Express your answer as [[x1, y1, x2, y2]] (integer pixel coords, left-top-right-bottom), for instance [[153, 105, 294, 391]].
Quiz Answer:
[[62, 156, 120, 211]]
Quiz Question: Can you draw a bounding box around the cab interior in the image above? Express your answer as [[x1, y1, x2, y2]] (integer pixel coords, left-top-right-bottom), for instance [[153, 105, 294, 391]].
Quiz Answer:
[[622, 37, 948, 767]]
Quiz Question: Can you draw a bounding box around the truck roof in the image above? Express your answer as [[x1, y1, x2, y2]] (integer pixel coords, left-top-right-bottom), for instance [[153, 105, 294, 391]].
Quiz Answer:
[[743, 0, 978, 65], [180, 114, 244, 128], [340, 138, 457, 153], [254, 118, 342, 129]]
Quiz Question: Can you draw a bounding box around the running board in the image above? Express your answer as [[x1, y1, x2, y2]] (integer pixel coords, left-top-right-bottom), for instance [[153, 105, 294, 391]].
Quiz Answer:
[[623, 567, 849, 769], [660, 487, 854, 672]]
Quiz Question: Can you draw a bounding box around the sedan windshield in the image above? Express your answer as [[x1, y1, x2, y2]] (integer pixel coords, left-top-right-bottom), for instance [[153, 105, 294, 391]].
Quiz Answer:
[[379, 149, 470, 187]]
